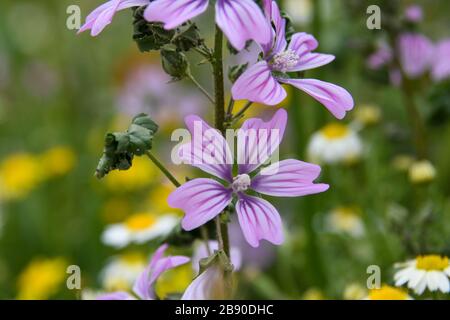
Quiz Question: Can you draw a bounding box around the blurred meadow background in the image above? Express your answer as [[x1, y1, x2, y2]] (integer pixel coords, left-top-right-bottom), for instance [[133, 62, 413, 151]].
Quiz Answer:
[[0, 0, 450, 299]]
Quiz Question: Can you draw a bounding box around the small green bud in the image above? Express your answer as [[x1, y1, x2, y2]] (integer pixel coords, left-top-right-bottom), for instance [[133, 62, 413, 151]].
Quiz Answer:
[[228, 63, 248, 83], [160, 47, 189, 80]]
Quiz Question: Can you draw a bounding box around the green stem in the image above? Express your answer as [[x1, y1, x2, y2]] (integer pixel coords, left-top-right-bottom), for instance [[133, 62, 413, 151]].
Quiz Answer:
[[212, 24, 233, 298], [231, 101, 253, 122], [145, 151, 180, 187], [400, 77, 428, 159], [213, 26, 225, 134], [187, 73, 215, 104], [146, 151, 211, 255]]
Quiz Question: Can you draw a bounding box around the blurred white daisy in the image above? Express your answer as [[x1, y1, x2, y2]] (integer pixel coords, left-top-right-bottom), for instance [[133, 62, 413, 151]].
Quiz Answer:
[[326, 207, 365, 238], [394, 255, 450, 295], [307, 123, 363, 165], [366, 285, 412, 300], [100, 252, 147, 292], [284, 0, 312, 25], [101, 213, 179, 248]]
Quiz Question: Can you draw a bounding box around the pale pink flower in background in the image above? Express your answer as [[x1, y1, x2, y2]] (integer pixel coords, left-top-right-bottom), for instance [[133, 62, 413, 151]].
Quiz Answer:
[[366, 44, 392, 70], [404, 5, 423, 23], [117, 64, 204, 124], [398, 33, 434, 79], [431, 39, 450, 82]]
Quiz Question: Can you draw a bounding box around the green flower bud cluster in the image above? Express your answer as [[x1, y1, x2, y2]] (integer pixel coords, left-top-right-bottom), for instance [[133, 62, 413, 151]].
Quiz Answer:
[[95, 114, 158, 179]]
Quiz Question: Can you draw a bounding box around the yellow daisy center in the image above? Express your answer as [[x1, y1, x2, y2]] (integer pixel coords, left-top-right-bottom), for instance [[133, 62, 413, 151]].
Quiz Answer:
[[321, 123, 349, 140], [368, 285, 408, 300], [125, 214, 156, 231], [416, 255, 449, 271], [120, 252, 147, 266]]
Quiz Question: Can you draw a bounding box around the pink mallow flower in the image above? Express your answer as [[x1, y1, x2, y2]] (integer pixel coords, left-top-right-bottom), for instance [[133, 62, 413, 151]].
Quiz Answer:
[[78, 0, 149, 36], [97, 244, 190, 300], [231, 0, 354, 119], [398, 33, 434, 79], [143, 0, 272, 51], [168, 109, 329, 248], [431, 39, 450, 82]]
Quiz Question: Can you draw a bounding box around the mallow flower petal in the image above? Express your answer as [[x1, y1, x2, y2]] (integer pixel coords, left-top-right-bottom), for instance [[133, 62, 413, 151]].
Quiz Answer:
[[236, 194, 284, 248], [231, 61, 287, 106], [178, 115, 233, 182], [251, 159, 329, 197], [144, 0, 209, 29], [182, 267, 223, 300], [79, 0, 148, 36], [280, 78, 354, 119], [237, 108, 287, 174], [286, 32, 334, 72], [133, 244, 190, 300], [216, 0, 271, 51], [168, 178, 232, 231]]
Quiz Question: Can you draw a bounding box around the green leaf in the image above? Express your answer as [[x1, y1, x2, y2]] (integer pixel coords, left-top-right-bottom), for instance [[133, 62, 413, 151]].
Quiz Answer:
[[95, 114, 158, 179]]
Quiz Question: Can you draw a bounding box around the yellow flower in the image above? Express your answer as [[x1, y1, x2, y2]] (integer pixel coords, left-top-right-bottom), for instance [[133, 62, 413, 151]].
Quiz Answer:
[[40, 146, 76, 178], [0, 153, 42, 200], [409, 160, 436, 184], [354, 104, 381, 127], [17, 257, 67, 300], [101, 198, 132, 224], [146, 184, 182, 216], [302, 287, 325, 300], [104, 156, 155, 192], [155, 263, 193, 299], [326, 206, 365, 237], [343, 283, 367, 300], [367, 285, 410, 300]]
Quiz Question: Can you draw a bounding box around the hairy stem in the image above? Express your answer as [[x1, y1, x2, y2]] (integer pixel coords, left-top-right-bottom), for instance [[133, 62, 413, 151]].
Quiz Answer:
[[146, 151, 180, 187], [212, 25, 233, 298], [232, 101, 253, 121], [187, 73, 215, 104]]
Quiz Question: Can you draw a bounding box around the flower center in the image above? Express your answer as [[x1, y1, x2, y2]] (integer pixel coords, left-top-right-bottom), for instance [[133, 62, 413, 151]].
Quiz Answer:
[[125, 213, 156, 231], [416, 255, 449, 271], [232, 174, 251, 193], [271, 50, 299, 72], [368, 285, 408, 300], [320, 123, 349, 140]]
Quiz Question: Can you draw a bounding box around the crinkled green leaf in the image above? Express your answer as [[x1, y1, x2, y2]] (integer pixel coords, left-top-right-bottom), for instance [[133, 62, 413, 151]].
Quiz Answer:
[[95, 113, 158, 179]]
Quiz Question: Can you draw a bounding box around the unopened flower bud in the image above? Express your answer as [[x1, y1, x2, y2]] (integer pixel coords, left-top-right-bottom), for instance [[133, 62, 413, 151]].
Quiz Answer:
[[160, 47, 189, 80]]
